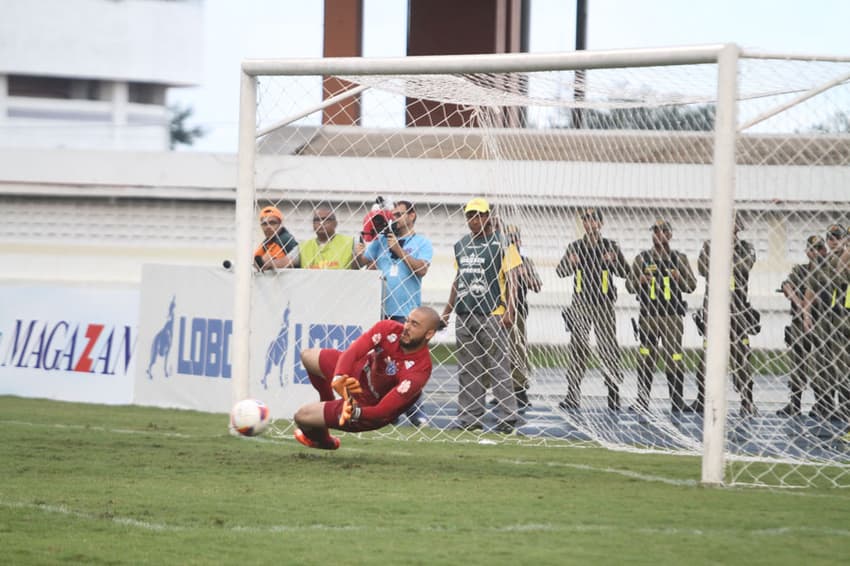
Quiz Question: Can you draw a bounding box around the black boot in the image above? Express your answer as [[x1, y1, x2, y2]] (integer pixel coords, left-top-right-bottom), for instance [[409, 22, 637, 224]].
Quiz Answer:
[[607, 386, 620, 412], [739, 381, 757, 417], [632, 366, 652, 412], [516, 389, 531, 414], [776, 389, 801, 417], [559, 375, 580, 410], [669, 369, 685, 413]]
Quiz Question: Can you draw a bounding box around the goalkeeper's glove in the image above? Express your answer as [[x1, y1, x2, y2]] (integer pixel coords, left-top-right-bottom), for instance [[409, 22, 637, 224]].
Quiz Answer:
[[339, 396, 361, 427], [331, 375, 362, 399]]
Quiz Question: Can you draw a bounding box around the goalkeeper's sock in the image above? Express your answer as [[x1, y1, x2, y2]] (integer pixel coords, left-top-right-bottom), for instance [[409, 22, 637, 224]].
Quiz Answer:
[[307, 372, 335, 401]]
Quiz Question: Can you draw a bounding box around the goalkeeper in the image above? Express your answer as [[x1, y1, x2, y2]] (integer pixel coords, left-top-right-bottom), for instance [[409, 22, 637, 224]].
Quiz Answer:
[[293, 306, 441, 450]]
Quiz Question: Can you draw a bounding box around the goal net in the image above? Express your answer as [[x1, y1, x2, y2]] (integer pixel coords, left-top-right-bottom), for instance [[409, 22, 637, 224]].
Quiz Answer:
[[234, 46, 850, 488]]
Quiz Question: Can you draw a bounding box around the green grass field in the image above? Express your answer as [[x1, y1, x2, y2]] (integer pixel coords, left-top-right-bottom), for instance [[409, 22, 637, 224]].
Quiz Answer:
[[1, 396, 848, 565]]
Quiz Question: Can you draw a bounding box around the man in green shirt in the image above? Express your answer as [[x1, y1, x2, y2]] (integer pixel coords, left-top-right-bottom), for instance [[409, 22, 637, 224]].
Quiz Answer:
[[295, 203, 356, 270], [442, 198, 523, 434]]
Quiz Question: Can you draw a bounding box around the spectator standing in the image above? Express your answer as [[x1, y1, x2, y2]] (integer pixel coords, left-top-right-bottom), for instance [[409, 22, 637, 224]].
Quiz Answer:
[[777, 235, 826, 416], [441, 198, 522, 433], [556, 208, 630, 411], [254, 206, 298, 271], [626, 219, 696, 413], [296, 203, 356, 269]]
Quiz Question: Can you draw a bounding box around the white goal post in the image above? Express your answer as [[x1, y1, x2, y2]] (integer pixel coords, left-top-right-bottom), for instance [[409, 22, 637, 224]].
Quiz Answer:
[[233, 44, 850, 488]]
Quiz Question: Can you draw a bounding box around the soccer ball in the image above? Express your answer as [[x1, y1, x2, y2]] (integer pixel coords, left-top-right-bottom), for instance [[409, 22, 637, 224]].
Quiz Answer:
[[230, 399, 271, 437]]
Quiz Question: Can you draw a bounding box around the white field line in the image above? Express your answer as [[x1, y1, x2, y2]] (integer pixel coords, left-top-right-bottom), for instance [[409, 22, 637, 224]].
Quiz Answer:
[[499, 458, 699, 487], [0, 419, 194, 438], [3, 499, 850, 538]]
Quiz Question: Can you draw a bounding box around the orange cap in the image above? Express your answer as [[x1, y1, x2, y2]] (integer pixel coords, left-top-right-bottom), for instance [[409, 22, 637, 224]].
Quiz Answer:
[[259, 206, 283, 222]]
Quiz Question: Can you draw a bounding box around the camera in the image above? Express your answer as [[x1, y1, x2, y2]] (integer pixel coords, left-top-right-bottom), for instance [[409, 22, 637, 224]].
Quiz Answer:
[[371, 213, 399, 237]]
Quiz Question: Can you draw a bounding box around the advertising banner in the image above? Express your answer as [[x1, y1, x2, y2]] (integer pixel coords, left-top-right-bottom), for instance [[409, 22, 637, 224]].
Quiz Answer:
[[0, 284, 138, 404], [134, 265, 382, 418]]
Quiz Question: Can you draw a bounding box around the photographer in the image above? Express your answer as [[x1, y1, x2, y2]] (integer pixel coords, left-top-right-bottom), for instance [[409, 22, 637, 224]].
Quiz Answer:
[[360, 200, 433, 426]]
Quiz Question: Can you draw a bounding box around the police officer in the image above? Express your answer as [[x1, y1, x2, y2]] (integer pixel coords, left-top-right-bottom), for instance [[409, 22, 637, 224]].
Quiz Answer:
[[627, 219, 696, 413], [803, 223, 850, 421], [689, 214, 758, 416], [556, 208, 630, 411], [777, 235, 827, 416]]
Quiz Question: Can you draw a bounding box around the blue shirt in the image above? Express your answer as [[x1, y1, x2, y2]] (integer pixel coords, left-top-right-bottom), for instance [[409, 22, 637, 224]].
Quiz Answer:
[[365, 233, 433, 318]]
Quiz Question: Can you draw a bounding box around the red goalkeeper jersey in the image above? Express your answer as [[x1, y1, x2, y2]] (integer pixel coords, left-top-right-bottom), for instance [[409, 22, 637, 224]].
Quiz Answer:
[[334, 319, 433, 423]]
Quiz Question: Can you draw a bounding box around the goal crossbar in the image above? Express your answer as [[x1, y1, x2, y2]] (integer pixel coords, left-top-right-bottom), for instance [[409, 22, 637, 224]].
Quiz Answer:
[[241, 44, 728, 77]]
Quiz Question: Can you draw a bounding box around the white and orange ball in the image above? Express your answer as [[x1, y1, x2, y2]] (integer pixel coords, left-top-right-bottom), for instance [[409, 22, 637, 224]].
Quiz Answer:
[[230, 399, 271, 437]]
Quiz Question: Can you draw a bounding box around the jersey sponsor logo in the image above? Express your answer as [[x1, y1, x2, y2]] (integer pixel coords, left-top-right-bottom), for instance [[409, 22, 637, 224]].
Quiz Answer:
[[385, 358, 398, 376], [404, 360, 415, 369], [397, 379, 411, 394], [372, 333, 381, 344], [3, 317, 135, 376], [468, 280, 487, 296], [387, 333, 397, 343], [460, 255, 485, 266]]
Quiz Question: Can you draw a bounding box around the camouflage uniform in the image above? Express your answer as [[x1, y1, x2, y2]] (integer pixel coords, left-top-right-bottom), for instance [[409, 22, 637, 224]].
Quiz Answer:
[[627, 220, 697, 412], [777, 235, 824, 416], [805, 228, 850, 421], [557, 208, 630, 410], [691, 234, 758, 415]]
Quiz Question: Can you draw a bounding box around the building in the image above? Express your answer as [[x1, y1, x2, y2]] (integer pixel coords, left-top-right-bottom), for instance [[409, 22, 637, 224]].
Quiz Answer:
[[0, 0, 203, 151]]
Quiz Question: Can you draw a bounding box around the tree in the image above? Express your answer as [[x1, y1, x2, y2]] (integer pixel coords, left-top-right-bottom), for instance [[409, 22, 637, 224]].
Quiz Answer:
[[555, 103, 715, 131], [809, 110, 850, 134], [169, 104, 206, 149]]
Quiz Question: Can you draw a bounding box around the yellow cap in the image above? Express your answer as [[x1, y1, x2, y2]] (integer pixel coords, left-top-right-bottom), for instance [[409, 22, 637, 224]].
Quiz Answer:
[[464, 197, 490, 214]]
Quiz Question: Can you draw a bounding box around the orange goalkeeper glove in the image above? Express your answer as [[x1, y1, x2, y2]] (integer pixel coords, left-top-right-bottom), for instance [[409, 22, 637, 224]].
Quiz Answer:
[[331, 375, 362, 399], [339, 396, 361, 427]]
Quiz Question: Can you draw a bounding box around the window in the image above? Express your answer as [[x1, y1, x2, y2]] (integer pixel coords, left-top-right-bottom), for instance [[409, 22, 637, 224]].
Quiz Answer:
[[129, 82, 165, 105]]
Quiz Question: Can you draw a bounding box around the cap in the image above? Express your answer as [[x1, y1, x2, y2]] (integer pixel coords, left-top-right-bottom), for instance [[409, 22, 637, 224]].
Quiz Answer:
[[826, 223, 846, 239], [806, 234, 826, 250], [259, 206, 283, 222], [581, 208, 603, 222], [464, 197, 490, 214], [651, 219, 672, 232]]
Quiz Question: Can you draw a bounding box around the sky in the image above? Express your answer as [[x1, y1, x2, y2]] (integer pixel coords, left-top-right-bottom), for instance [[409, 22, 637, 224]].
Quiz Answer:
[[168, 0, 850, 153]]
